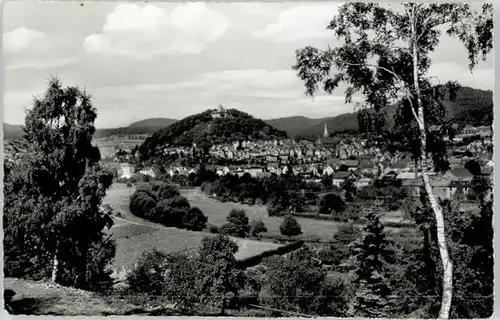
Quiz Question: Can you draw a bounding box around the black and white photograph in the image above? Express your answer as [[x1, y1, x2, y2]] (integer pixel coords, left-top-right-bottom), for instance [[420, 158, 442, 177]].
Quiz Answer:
[[2, 1, 494, 318]]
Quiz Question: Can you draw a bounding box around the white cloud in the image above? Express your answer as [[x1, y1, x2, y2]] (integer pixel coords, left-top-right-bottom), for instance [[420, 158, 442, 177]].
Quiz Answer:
[[83, 3, 230, 59], [3, 27, 47, 54], [251, 4, 340, 42]]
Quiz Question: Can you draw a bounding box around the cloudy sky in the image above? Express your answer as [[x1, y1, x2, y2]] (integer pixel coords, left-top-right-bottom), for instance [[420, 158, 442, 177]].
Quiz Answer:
[[3, 2, 493, 128]]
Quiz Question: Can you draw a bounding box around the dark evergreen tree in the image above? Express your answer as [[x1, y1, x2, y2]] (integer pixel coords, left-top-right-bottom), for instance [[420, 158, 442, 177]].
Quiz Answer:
[[280, 215, 302, 237], [349, 209, 392, 317]]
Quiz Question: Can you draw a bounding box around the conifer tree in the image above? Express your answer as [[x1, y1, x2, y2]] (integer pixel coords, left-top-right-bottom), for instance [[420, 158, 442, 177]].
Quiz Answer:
[[349, 209, 391, 317]]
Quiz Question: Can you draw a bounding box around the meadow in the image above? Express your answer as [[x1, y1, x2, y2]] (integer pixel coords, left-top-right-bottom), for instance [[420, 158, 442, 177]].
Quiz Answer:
[[102, 183, 412, 276], [179, 187, 345, 240], [102, 183, 282, 276]]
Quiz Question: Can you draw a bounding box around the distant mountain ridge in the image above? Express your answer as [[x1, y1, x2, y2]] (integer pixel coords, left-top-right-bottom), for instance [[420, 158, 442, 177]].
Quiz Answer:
[[128, 118, 178, 128], [3, 124, 24, 140], [264, 116, 328, 138], [3, 86, 493, 141]]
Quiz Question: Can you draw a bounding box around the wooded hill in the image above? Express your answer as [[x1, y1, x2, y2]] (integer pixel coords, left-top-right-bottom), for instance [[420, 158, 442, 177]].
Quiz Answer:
[[292, 86, 493, 140], [139, 108, 288, 160]]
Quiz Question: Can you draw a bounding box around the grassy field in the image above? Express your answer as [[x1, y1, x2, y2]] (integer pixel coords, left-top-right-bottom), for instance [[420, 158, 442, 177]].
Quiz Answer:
[[102, 183, 410, 277], [180, 187, 345, 240], [103, 183, 282, 277]]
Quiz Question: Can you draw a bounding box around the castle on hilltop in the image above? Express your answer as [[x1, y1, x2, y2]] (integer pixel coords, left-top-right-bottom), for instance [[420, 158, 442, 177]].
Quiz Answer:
[[211, 104, 229, 119]]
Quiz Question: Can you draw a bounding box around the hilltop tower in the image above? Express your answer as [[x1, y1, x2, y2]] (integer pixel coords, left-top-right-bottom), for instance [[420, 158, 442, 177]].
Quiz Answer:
[[323, 122, 329, 138], [212, 104, 226, 119]]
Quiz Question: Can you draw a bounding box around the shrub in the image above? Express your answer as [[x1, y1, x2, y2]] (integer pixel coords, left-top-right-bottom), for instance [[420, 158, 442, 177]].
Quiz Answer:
[[267, 206, 286, 217], [149, 200, 186, 227], [154, 182, 180, 199], [209, 225, 219, 234], [183, 207, 208, 231], [167, 196, 191, 210], [334, 224, 362, 245], [250, 220, 267, 237], [129, 191, 156, 218], [316, 246, 344, 265], [319, 193, 346, 214], [126, 249, 169, 295], [280, 215, 302, 237], [220, 209, 250, 238]]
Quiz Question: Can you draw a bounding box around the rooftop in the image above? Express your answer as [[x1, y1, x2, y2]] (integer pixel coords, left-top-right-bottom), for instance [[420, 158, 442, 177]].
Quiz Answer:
[[332, 171, 352, 179]]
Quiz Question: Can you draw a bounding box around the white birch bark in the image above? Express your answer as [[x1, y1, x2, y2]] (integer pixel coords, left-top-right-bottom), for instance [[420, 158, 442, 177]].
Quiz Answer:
[[51, 249, 59, 283], [409, 5, 453, 318]]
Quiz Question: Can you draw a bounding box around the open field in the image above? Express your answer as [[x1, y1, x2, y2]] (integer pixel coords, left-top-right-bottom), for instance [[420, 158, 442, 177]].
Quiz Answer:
[[103, 183, 282, 277], [180, 187, 347, 239], [102, 183, 412, 277]]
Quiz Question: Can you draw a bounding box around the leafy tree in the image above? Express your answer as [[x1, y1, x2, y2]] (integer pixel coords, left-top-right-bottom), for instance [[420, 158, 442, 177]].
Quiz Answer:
[[349, 210, 392, 317], [153, 181, 181, 200], [3, 78, 115, 290], [342, 179, 356, 202], [163, 252, 200, 313], [464, 159, 481, 176], [280, 215, 302, 237], [126, 249, 169, 295], [293, 4, 492, 317], [260, 247, 346, 316], [220, 209, 251, 238], [149, 199, 186, 227], [196, 235, 245, 314], [411, 197, 493, 318], [182, 207, 208, 231], [129, 191, 156, 218], [250, 220, 267, 237], [167, 196, 191, 210], [319, 193, 346, 215]]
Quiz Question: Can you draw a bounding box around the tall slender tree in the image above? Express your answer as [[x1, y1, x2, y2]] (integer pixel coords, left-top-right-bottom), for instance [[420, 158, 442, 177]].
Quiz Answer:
[[293, 4, 492, 318], [3, 78, 115, 290]]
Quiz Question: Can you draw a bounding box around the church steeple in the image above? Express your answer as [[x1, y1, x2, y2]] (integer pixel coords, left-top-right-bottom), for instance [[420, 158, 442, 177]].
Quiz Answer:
[[323, 122, 329, 138]]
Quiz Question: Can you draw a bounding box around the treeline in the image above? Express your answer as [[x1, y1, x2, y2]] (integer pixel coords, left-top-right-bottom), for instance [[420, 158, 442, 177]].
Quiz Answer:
[[129, 181, 207, 231], [200, 172, 410, 222]]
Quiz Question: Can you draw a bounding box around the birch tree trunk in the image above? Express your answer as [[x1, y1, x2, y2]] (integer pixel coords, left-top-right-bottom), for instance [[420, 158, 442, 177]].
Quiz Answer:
[[410, 5, 453, 318], [51, 247, 59, 283]]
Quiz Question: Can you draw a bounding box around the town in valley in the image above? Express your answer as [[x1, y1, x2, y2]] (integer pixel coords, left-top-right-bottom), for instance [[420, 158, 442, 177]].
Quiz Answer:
[[3, 2, 494, 318]]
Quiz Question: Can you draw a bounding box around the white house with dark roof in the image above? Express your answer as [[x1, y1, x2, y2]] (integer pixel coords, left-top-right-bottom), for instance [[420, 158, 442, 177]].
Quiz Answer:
[[331, 171, 356, 188]]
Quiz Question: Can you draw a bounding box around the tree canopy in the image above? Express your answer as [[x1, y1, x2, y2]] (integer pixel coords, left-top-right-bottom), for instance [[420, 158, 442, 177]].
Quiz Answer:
[[4, 77, 115, 291]]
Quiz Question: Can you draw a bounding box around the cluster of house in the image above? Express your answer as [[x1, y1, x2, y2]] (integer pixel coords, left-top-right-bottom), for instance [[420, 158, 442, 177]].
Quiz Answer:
[[452, 125, 492, 142], [397, 166, 493, 201], [94, 137, 145, 160]]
